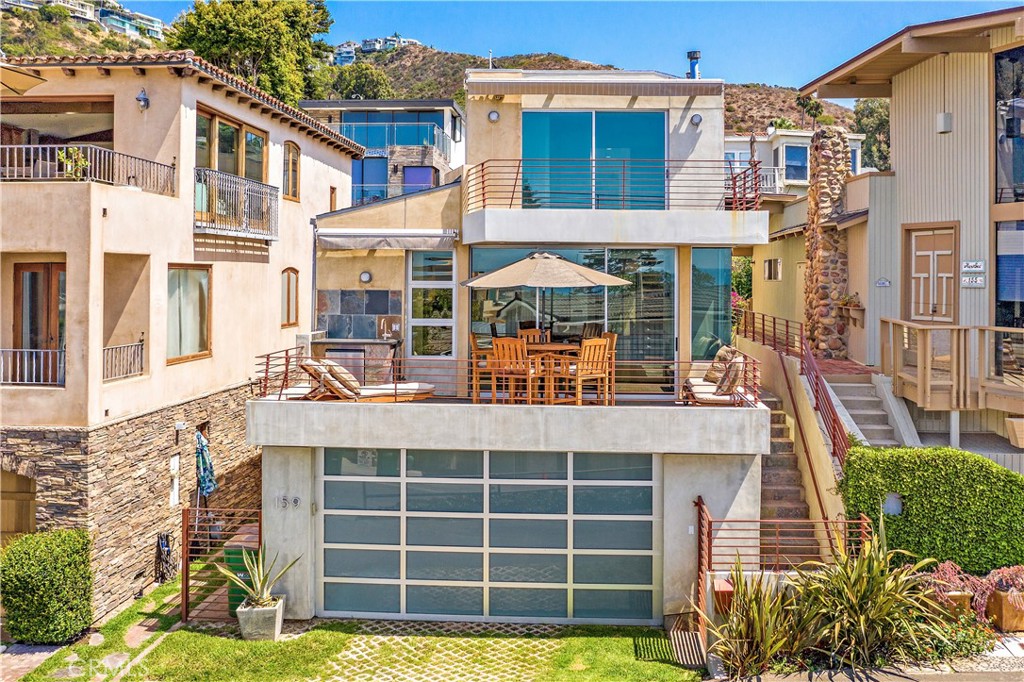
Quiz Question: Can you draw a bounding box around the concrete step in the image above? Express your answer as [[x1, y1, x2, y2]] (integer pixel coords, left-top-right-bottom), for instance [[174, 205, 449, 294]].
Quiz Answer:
[[762, 468, 802, 486], [761, 485, 805, 502], [830, 383, 878, 398], [848, 409, 889, 425], [770, 411, 787, 425], [770, 438, 795, 455], [764, 452, 798, 468], [761, 398, 783, 411], [870, 438, 901, 447], [823, 374, 872, 384], [759, 525, 819, 540], [761, 500, 811, 520], [771, 425, 790, 439], [860, 424, 896, 442], [835, 395, 884, 411]]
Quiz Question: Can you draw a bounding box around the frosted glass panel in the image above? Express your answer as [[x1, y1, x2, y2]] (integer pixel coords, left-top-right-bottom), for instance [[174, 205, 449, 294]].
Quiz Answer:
[[324, 481, 400, 510], [490, 519, 567, 549], [489, 451, 567, 479], [489, 485, 567, 514], [324, 583, 399, 613], [406, 450, 483, 478], [407, 483, 484, 513], [324, 448, 399, 477], [489, 554, 567, 583], [574, 589, 652, 619], [573, 486, 652, 515], [323, 549, 399, 579], [574, 555, 652, 585], [324, 515, 399, 545], [574, 520, 652, 550], [573, 453, 652, 480], [407, 586, 483, 615], [407, 551, 483, 581], [406, 518, 483, 547], [490, 588, 567, 618]]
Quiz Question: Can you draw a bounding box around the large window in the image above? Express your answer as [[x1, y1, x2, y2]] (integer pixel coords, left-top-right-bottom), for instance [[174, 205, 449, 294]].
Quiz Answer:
[[402, 166, 436, 194], [784, 145, 809, 181], [691, 248, 732, 360], [283, 142, 300, 200], [282, 268, 299, 328], [470, 248, 675, 362], [168, 265, 211, 362], [997, 221, 1024, 327], [408, 251, 454, 356], [195, 109, 267, 181], [521, 111, 666, 209], [996, 46, 1024, 203], [352, 158, 389, 204]]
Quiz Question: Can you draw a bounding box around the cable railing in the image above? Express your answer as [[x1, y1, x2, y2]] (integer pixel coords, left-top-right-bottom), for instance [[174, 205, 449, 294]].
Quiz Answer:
[[0, 144, 175, 196], [194, 167, 279, 240], [103, 340, 144, 382], [334, 122, 452, 161], [463, 159, 762, 213], [0, 348, 65, 386]]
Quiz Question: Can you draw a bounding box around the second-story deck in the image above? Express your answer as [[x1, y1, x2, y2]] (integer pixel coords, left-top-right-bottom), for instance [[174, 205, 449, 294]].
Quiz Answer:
[[193, 167, 280, 241], [335, 122, 452, 161], [0, 144, 175, 196]]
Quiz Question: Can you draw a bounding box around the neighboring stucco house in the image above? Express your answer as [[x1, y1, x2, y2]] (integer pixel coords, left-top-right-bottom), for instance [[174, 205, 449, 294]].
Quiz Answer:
[[246, 68, 797, 626], [0, 50, 361, 618]]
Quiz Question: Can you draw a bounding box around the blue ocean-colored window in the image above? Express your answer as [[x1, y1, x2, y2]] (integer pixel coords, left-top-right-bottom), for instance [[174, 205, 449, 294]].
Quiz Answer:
[[691, 248, 733, 360], [784, 145, 809, 181]]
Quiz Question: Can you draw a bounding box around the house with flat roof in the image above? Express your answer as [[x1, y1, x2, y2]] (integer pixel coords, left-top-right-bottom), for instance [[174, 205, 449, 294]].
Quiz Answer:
[[0, 50, 361, 618], [243, 67, 832, 631]]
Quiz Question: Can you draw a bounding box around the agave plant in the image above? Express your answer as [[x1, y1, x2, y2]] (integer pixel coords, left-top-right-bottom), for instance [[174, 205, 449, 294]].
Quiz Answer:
[[214, 548, 300, 608], [788, 516, 947, 668]]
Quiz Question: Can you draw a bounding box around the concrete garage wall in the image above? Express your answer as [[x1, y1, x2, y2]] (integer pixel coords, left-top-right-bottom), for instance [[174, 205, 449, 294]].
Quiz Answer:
[[262, 446, 316, 620]]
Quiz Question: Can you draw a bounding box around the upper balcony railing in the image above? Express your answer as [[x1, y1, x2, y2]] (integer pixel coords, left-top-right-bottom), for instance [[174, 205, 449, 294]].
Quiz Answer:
[[335, 123, 452, 161], [463, 159, 761, 213], [0, 144, 175, 196], [0, 349, 65, 387], [757, 165, 785, 194], [194, 167, 279, 241], [103, 340, 145, 382]]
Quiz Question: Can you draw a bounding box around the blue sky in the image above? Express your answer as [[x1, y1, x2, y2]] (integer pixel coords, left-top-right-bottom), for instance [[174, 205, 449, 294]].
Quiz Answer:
[[131, 1, 1018, 88]]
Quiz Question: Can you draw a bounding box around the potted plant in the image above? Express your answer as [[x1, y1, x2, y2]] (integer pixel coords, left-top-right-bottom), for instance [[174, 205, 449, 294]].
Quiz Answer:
[[836, 292, 865, 327], [986, 566, 1024, 632], [924, 561, 991, 620], [56, 147, 90, 180], [215, 548, 300, 641]]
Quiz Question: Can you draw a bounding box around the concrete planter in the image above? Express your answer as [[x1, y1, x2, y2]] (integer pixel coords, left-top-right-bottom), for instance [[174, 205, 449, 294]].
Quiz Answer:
[[933, 591, 974, 618], [237, 596, 285, 641], [1006, 417, 1024, 449], [987, 590, 1024, 633]]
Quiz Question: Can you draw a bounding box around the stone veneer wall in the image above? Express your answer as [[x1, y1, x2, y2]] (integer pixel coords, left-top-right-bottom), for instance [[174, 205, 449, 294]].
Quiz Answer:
[[804, 127, 852, 359], [0, 381, 261, 620], [387, 145, 451, 195]]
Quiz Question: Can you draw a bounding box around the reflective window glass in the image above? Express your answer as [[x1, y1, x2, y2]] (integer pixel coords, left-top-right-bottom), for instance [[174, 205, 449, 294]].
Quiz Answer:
[[324, 448, 400, 477]]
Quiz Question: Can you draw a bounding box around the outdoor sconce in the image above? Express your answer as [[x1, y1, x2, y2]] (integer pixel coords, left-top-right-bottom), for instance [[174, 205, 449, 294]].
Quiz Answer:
[[690, 113, 703, 127], [360, 271, 373, 284], [136, 88, 150, 111], [487, 110, 500, 123]]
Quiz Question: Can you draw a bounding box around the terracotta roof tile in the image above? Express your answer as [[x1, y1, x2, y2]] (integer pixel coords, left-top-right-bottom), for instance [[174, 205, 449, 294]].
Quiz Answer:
[[8, 51, 364, 157]]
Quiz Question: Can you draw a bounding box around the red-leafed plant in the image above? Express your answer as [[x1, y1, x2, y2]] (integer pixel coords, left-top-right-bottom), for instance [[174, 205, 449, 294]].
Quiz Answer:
[[924, 561, 992, 619], [988, 565, 1024, 610]]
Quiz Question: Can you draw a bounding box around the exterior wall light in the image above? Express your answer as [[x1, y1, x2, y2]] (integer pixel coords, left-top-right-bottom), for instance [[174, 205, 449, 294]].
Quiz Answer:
[[136, 88, 150, 111], [359, 271, 372, 284], [690, 113, 702, 127], [487, 110, 500, 123]]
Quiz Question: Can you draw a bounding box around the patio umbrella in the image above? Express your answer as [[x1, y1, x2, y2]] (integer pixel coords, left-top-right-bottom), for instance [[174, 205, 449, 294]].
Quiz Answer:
[[461, 252, 629, 331], [1, 62, 47, 96]]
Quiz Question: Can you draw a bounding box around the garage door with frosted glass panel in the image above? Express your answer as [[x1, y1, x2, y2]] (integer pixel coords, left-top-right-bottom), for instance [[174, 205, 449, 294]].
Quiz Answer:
[[318, 449, 660, 622]]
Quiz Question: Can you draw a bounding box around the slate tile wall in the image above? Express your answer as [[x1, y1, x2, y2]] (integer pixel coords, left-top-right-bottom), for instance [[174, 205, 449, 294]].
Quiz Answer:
[[317, 289, 403, 339]]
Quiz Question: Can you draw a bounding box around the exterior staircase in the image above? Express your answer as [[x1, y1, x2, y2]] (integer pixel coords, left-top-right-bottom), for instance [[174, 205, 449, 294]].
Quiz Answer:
[[828, 377, 900, 446], [759, 392, 819, 567]]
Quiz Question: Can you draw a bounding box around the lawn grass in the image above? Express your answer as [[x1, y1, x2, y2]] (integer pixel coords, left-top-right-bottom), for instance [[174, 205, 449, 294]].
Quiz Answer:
[[23, 579, 181, 682], [120, 621, 700, 682]]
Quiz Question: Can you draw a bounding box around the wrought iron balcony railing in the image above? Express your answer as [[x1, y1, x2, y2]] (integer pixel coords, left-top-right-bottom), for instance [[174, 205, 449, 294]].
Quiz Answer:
[[194, 167, 279, 241], [0, 144, 175, 196]]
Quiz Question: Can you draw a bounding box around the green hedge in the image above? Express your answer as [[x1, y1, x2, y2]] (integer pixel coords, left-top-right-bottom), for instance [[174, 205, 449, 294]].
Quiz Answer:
[[0, 529, 93, 643], [838, 446, 1024, 575]]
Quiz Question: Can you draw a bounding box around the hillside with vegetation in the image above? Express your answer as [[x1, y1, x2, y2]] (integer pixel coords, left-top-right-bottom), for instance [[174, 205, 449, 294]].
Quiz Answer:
[[0, 7, 157, 57]]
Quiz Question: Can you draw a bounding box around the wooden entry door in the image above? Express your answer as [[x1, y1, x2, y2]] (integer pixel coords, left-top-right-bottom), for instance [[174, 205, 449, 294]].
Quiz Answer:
[[1, 471, 36, 546], [906, 227, 956, 323], [13, 263, 66, 351]]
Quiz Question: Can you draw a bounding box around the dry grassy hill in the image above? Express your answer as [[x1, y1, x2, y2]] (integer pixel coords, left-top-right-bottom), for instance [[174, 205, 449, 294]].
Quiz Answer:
[[0, 9, 157, 57], [724, 83, 854, 134]]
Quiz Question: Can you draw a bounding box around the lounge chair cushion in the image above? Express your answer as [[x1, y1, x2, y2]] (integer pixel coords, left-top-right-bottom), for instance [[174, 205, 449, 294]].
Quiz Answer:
[[703, 345, 737, 384], [300, 360, 357, 399], [683, 377, 744, 405], [715, 356, 744, 396], [321, 359, 361, 396], [359, 382, 436, 399]]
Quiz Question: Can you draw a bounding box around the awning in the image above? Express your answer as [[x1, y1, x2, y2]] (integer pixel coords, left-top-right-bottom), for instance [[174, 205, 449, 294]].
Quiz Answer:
[[317, 228, 458, 250]]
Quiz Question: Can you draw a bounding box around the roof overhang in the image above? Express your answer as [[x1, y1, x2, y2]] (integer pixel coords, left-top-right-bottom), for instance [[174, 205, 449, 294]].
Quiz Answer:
[[801, 6, 1024, 98], [317, 228, 458, 250], [467, 70, 723, 97], [824, 209, 870, 231]]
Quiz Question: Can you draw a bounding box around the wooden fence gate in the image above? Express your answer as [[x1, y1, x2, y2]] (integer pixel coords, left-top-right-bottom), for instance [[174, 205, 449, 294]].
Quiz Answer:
[[180, 507, 262, 621]]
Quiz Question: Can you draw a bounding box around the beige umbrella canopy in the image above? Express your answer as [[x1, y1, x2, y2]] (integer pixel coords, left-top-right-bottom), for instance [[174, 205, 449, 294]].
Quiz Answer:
[[1, 62, 47, 96], [461, 252, 630, 289]]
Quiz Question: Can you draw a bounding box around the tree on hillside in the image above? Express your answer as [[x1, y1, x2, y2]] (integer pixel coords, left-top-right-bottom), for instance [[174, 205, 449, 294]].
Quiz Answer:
[[853, 98, 891, 171], [331, 62, 397, 100], [38, 4, 70, 24], [795, 94, 824, 129], [167, 0, 332, 105], [769, 116, 798, 130]]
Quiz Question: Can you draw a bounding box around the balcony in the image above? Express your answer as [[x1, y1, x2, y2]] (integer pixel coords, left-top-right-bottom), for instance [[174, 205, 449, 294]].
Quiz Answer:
[[757, 166, 786, 194], [0, 349, 65, 387], [336, 123, 452, 161], [979, 326, 1024, 414], [103, 341, 145, 382], [460, 159, 767, 246], [0, 144, 175, 196], [194, 168, 279, 241]]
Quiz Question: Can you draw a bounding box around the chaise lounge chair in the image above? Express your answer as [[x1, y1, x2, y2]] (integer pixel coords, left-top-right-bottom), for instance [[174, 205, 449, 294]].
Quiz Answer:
[[681, 347, 751, 406], [298, 359, 435, 402]]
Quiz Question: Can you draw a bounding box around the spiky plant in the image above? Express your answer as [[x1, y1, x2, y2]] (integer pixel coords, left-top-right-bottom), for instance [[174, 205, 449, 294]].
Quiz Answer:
[[214, 548, 300, 608]]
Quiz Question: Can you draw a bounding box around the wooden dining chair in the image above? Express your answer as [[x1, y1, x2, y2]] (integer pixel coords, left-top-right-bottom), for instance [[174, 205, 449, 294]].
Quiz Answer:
[[550, 337, 609, 406], [469, 332, 495, 404], [601, 331, 618, 405], [517, 328, 551, 343], [492, 337, 543, 404], [581, 322, 604, 339]]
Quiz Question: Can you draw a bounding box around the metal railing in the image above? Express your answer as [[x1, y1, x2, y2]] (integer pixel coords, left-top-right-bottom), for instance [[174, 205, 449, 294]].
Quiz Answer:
[[0, 348, 65, 386], [254, 346, 761, 407], [735, 309, 804, 357], [352, 182, 435, 206], [194, 167, 279, 240], [103, 341, 144, 382], [181, 507, 262, 622], [335, 123, 452, 160], [801, 339, 850, 467], [0, 144, 175, 196], [880, 318, 973, 411], [463, 159, 762, 213]]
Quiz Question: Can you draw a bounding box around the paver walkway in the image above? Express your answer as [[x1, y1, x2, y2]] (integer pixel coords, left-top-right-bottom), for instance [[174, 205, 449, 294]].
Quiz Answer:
[[0, 644, 60, 682]]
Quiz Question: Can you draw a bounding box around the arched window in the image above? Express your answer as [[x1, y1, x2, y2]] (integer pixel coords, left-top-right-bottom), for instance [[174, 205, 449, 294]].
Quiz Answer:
[[283, 142, 300, 200], [281, 268, 299, 327]]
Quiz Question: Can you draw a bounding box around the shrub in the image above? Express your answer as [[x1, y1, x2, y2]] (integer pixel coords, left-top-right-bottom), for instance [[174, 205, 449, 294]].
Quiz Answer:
[[0, 529, 93, 643], [839, 446, 1024, 574], [909, 613, 995, 662], [38, 4, 70, 23]]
